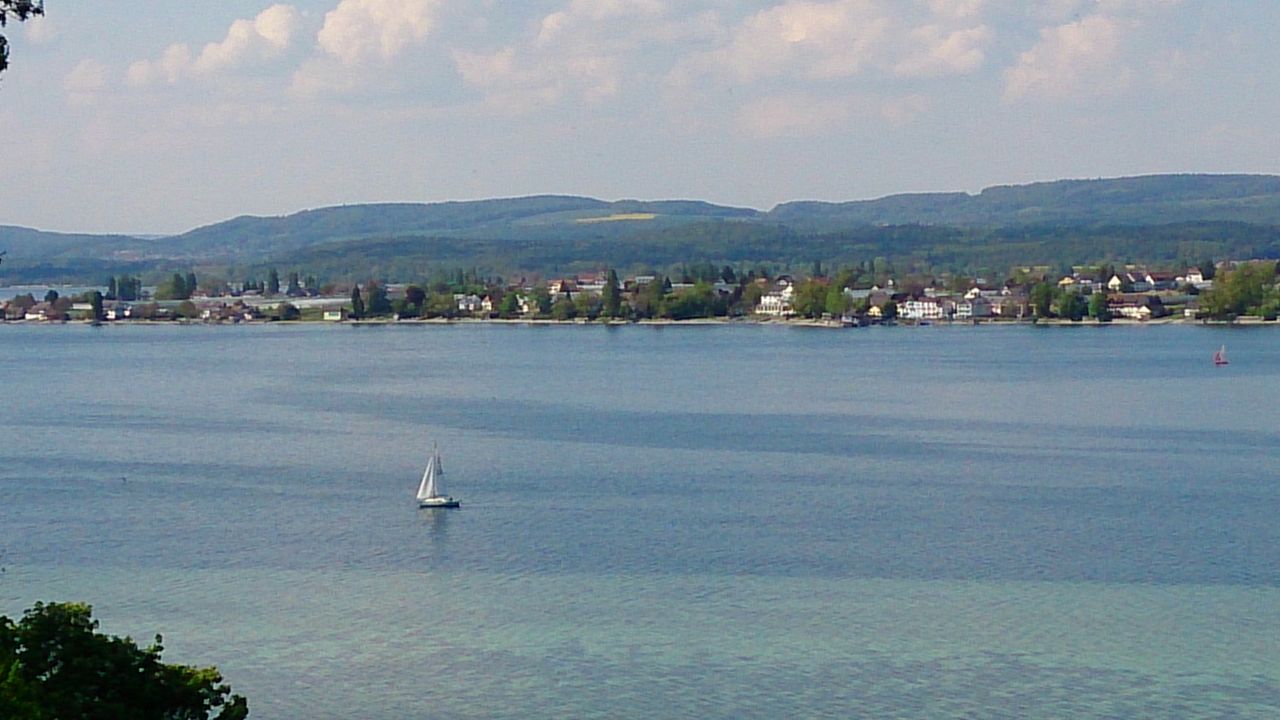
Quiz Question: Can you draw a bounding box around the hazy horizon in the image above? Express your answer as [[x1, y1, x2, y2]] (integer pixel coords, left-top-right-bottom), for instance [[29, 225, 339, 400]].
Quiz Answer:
[[3, 171, 1276, 238]]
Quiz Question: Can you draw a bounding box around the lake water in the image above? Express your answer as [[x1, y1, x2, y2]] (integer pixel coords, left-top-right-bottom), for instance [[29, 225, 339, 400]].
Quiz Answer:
[[2, 323, 1278, 718]]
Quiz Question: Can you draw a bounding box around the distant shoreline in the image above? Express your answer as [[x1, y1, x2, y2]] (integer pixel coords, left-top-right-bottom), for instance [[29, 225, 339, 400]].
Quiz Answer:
[[1, 316, 1269, 329]]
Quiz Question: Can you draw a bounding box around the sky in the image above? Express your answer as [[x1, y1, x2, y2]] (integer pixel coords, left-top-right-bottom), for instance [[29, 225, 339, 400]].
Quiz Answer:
[[1, 0, 1278, 234]]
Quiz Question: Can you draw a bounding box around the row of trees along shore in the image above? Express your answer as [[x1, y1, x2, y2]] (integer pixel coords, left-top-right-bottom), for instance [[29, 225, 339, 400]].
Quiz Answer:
[[334, 261, 1274, 323], [17, 260, 1280, 323]]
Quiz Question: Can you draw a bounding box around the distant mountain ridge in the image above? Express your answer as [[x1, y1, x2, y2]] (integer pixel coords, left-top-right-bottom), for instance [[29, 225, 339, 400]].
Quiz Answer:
[[769, 174, 1280, 228], [3, 174, 1280, 282]]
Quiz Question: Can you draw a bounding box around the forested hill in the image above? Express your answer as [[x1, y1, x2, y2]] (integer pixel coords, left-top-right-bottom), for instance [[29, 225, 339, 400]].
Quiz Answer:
[[4, 174, 1280, 282], [769, 175, 1280, 228], [157, 175, 1280, 257], [160, 196, 760, 259]]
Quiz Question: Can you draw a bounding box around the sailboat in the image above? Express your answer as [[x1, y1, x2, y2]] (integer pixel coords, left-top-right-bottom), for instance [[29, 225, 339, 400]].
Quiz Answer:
[[1213, 345, 1229, 366], [416, 443, 460, 508]]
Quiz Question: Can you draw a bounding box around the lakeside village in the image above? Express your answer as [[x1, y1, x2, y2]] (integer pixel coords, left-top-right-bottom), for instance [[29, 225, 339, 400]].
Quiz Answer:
[[3, 260, 1279, 326]]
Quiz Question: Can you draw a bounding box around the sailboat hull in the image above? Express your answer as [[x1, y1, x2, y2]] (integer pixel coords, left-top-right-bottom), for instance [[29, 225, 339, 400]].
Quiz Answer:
[[418, 497, 460, 508]]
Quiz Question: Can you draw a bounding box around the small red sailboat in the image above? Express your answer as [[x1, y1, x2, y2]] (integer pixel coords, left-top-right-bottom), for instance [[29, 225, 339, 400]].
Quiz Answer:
[[1213, 345, 1229, 366]]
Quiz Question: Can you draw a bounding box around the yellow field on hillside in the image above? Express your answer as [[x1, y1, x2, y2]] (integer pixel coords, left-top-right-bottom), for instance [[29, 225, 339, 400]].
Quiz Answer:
[[575, 213, 658, 223]]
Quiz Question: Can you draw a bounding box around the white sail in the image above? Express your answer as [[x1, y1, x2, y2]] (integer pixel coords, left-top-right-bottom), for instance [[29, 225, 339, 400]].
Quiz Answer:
[[431, 447, 444, 497], [416, 442, 457, 506], [417, 453, 437, 500]]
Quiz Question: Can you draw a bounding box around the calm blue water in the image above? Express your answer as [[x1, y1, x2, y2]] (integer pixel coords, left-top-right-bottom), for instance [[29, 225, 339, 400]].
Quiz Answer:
[[2, 323, 1278, 718]]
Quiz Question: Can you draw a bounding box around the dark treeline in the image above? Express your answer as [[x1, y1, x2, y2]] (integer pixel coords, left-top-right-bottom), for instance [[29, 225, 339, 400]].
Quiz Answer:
[[246, 220, 1280, 285], [3, 220, 1279, 288]]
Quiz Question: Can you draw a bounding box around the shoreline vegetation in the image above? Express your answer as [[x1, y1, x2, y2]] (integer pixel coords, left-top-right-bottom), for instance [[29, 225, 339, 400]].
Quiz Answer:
[[0, 314, 1271, 328], [5, 258, 1279, 328]]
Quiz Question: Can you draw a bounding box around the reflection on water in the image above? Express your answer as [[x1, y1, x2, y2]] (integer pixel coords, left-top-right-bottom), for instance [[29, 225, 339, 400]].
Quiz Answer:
[[416, 506, 454, 537], [2, 324, 1279, 719]]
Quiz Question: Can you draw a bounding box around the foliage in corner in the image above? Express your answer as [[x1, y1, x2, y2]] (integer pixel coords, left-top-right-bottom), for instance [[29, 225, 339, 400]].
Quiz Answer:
[[0, 601, 248, 720], [0, 1, 43, 76]]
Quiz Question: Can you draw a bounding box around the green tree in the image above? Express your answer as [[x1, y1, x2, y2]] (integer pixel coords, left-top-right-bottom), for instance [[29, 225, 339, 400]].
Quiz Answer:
[[825, 285, 851, 318], [350, 286, 365, 319], [551, 296, 578, 320], [404, 285, 427, 312], [88, 290, 104, 322], [286, 272, 301, 295], [1088, 292, 1111, 322], [175, 300, 199, 319], [365, 282, 392, 316], [664, 283, 716, 320], [574, 291, 602, 320], [266, 268, 280, 296], [532, 285, 553, 316], [42, 289, 57, 304], [114, 276, 141, 302], [276, 302, 300, 321], [737, 282, 764, 315], [880, 299, 898, 321], [1200, 262, 1277, 318], [424, 292, 456, 318], [790, 280, 828, 319], [106, 276, 118, 301], [0, 601, 247, 720], [1055, 291, 1088, 321], [1030, 282, 1056, 318], [185, 272, 199, 297], [498, 292, 521, 318], [632, 277, 667, 319], [602, 269, 621, 318], [0, 1, 43, 77], [157, 273, 188, 301]]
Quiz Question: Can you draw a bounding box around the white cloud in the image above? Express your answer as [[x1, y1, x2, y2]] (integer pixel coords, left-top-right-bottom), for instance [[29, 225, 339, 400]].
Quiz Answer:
[[536, 0, 669, 46], [1003, 14, 1131, 101], [194, 4, 301, 74], [453, 0, 710, 112], [713, 0, 893, 83], [64, 59, 109, 106], [127, 5, 301, 87], [676, 0, 996, 89], [894, 24, 991, 77], [127, 44, 193, 87], [317, 0, 440, 65]]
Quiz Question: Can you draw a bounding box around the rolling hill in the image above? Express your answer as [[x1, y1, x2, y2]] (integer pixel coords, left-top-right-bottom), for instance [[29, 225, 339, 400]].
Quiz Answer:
[[3, 174, 1280, 283]]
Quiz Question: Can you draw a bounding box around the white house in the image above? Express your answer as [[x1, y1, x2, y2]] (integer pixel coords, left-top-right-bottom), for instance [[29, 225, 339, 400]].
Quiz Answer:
[[1109, 273, 1151, 293], [454, 294, 484, 313], [757, 283, 795, 316], [965, 286, 1001, 300], [1144, 271, 1179, 291], [900, 297, 946, 321], [1109, 295, 1166, 320]]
